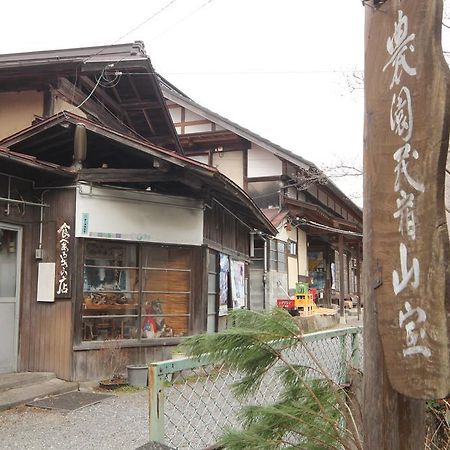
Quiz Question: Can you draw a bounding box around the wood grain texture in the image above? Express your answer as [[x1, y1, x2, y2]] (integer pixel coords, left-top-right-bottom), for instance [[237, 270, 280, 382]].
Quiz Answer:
[[365, 0, 450, 399], [0, 186, 76, 380]]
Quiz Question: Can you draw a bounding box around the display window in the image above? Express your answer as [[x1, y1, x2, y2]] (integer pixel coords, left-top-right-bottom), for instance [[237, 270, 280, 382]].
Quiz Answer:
[[82, 241, 191, 341]]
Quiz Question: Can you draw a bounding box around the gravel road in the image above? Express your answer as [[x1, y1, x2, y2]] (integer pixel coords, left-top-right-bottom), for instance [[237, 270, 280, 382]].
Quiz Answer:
[[0, 390, 149, 450], [0, 327, 363, 450]]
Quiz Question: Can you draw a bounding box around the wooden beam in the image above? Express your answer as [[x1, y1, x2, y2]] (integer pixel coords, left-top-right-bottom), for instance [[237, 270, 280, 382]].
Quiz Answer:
[[174, 119, 212, 127], [43, 86, 55, 117], [55, 78, 132, 136], [122, 100, 161, 110], [80, 75, 133, 127], [147, 135, 177, 145], [77, 168, 168, 183], [127, 74, 156, 136]]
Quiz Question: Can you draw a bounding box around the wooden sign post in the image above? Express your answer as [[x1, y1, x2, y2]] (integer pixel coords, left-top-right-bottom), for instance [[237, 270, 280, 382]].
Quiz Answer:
[[364, 0, 450, 447], [55, 221, 72, 299]]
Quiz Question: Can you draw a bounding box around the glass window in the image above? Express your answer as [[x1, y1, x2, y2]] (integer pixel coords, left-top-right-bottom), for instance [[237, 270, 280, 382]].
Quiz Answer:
[[207, 250, 218, 333], [287, 239, 297, 257], [250, 237, 265, 270], [141, 246, 191, 339], [0, 229, 18, 298], [268, 239, 287, 272], [82, 241, 191, 342]]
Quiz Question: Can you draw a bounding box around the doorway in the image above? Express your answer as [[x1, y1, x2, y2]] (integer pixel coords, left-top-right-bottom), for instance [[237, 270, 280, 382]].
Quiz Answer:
[[0, 224, 21, 373]]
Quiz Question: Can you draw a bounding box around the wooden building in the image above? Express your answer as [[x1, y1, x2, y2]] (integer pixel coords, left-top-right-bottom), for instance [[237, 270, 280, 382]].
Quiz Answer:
[[159, 76, 363, 309], [0, 45, 275, 380]]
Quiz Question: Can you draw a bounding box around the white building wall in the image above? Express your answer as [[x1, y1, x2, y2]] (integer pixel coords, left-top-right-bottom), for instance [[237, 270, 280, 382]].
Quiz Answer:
[[248, 144, 282, 178], [297, 229, 308, 277], [189, 154, 209, 165], [212, 151, 244, 188]]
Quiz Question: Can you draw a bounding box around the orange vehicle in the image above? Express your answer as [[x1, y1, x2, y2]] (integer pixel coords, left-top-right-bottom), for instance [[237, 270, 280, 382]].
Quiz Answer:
[[276, 282, 316, 316]]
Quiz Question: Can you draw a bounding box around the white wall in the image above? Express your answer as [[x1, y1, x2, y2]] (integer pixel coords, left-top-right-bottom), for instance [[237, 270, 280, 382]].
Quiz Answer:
[[189, 154, 209, 165], [248, 144, 282, 178], [297, 229, 308, 277], [212, 151, 244, 188], [75, 184, 204, 246]]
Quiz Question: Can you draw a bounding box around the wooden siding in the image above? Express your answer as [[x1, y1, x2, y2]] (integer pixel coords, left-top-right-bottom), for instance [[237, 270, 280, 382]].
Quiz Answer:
[[73, 345, 173, 381], [72, 241, 205, 380], [24, 189, 74, 380], [203, 201, 250, 260], [0, 178, 75, 380]]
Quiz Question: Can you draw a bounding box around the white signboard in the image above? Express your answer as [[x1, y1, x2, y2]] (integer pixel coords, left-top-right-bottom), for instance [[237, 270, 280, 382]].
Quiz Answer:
[[75, 184, 204, 246], [37, 263, 55, 302]]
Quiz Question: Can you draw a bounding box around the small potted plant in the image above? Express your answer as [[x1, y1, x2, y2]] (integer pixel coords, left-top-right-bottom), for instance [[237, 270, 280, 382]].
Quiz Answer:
[[98, 338, 128, 389]]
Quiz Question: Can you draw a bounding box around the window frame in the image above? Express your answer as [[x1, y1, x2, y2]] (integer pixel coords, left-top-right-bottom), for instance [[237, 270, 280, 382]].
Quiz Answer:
[[287, 239, 297, 257], [79, 239, 193, 344], [269, 239, 287, 272]]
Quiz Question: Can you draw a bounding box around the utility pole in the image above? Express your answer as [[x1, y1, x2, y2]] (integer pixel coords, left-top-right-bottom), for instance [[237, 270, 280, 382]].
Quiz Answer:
[[363, 1, 450, 448]]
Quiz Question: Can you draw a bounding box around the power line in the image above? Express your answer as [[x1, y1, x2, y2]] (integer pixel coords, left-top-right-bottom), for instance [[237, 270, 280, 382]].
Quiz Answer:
[[83, 0, 179, 65], [74, 69, 105, 109], [119, 69, 363, 76], [149, 0, 215, 43], [294, 218, 362, 237]]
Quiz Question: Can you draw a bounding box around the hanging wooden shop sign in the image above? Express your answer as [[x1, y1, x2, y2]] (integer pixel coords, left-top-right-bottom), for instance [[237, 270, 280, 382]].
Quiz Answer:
[[55, 221, 72, 299], [365, 0, 450, 399]]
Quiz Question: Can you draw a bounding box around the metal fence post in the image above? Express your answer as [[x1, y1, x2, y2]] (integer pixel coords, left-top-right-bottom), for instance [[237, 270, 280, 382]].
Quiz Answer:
[[148, 364, 165, 443], [339, 334, 348, 383], [351, 330, 361, 369]]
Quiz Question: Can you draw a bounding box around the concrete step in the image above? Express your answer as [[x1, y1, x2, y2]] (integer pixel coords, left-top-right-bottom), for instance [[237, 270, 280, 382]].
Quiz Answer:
[[0, 378, 78, 411], [0, 372, 56, 392]]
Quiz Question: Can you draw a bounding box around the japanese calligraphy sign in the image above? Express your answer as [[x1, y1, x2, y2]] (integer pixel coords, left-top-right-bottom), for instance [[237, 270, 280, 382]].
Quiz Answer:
[[55, 222, 71, 298], [365, 0, 450, 399]]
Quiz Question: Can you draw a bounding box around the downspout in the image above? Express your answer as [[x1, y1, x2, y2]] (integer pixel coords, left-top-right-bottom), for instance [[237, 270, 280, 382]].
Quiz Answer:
[[263, 236, 268, 310], [35, 186, 77, 260]]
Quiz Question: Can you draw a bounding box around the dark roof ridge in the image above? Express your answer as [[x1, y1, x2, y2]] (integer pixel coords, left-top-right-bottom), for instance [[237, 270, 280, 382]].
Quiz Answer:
[[0, 42, 147, 65]]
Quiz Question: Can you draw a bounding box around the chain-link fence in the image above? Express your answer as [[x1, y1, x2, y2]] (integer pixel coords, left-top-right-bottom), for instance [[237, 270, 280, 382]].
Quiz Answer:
[[148, 326, 363, 449]]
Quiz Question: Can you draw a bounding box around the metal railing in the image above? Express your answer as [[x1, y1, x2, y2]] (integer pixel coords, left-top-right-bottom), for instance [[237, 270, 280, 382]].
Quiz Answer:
[[148, 326, 363, 450]]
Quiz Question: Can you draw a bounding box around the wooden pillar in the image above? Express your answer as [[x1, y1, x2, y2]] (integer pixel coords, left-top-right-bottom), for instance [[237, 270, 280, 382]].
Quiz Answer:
[[338, 234, 344, 317], [362, 248, 425, 449], [363, 4, 425, 447], [356, 243, 361, 322]]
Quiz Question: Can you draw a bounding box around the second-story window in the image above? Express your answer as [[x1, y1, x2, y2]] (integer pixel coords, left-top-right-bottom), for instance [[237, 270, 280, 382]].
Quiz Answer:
[[269, 239, 287, 272], [287, 239, 297, 257]]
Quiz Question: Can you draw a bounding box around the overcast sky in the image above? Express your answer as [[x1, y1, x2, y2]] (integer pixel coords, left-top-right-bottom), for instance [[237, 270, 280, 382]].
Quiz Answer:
[[4, 1, 448, 206]]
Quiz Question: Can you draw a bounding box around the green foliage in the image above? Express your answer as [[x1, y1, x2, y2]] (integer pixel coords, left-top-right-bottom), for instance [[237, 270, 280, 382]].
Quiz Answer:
[[113, 384, 145, 393], [181, 308, 362, 449]]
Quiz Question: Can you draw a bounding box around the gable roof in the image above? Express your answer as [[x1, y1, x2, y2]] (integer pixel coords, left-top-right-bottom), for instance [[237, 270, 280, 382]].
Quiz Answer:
[[159, 74, 362, 220], [0, 111, 276, 235], [0, 146, 73, 180], [0, 42, 183, 154]]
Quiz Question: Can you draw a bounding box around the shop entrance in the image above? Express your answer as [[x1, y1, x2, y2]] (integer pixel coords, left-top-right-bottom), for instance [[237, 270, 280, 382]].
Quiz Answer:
[[0, 224, 21, 373]]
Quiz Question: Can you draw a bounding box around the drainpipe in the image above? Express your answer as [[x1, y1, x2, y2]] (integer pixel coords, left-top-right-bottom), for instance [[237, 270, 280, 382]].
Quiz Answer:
[[263, 236, 268, 310], [35, 186, 77, 260]]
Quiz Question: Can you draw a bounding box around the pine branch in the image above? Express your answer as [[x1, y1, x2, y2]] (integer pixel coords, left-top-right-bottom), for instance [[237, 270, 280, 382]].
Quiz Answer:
[[181, 308, 362, 449]]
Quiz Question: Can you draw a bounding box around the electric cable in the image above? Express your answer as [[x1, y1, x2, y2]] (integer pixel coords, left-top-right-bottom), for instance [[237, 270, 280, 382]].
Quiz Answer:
[[148, 0, 215, 43], [73, 68, 106, 109], [294, 218, 362, 237], [82, 0, 179, 65]]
